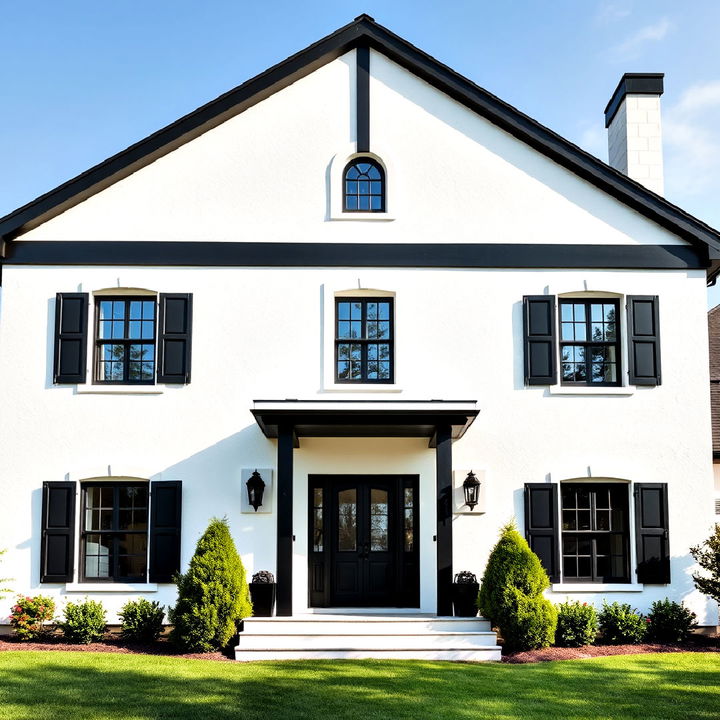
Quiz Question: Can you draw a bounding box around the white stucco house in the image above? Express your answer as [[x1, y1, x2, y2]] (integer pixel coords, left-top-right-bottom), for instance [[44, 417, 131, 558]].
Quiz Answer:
[[1, 15, 719, 659]]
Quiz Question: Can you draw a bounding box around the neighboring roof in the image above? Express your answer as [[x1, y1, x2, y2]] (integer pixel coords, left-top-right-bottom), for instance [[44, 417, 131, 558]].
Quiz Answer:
[[709, 306, 720, 457], [1, 14, 720, 266]]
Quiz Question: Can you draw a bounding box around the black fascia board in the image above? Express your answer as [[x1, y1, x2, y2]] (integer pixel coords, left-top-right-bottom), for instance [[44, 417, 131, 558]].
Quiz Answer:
[[604, 73, 664, 128], [1, 16, 719, 258], [1, 241, 708, 270]]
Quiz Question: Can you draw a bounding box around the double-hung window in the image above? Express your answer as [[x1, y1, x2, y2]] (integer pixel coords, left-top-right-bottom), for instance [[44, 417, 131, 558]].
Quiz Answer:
[[561, 483, 629, 583], [335, 298, 394, 383], [81, 483, 149, 582], [95, 298, 156, 383], [560, 299, 620, 386]]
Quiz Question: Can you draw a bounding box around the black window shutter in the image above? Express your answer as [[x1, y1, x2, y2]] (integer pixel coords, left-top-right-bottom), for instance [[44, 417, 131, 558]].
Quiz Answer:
[[53, 293, 88, 384], [40, 481, 76, 582], [157, 294, 193, 383], [523, 296, 557, 385], [524, 483, 560, 582], [627, 295, 661, 385], [634, 483, 670, 584], [149, 481, 182, 583]]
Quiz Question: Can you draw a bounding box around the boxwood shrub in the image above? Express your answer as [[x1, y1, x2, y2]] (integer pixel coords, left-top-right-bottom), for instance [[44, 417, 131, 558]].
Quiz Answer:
[[555, 600, 598, 647], [119, 599, 165, 643], [646, 599, 697, 643], [58, 598, 107, 644], [598, 601, 646, 644]]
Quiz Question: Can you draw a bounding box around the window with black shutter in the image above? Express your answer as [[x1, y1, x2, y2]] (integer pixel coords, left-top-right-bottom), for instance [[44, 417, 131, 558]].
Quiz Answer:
[[561, 483, 630, 582]]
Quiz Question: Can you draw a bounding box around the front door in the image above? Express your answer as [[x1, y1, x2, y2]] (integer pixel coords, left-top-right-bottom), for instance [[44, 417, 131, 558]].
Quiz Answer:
[[309, 475, 419, 608]]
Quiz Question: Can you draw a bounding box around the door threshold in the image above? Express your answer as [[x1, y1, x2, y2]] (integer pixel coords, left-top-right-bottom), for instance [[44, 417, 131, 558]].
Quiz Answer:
[[307, 607, 427, 615]]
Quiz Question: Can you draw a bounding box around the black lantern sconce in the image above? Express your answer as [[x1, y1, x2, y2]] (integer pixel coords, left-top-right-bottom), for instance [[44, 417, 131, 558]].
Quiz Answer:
[[246, 470, 266, 512], [463, 471, 481, 511]]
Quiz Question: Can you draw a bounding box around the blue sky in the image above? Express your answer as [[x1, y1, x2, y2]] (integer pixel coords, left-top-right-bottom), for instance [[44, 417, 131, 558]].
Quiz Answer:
[[2, 1, 719, 301]]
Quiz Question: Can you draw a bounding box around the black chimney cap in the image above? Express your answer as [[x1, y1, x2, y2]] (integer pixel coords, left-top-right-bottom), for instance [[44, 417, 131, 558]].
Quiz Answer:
[[604, 73, 664, 128]]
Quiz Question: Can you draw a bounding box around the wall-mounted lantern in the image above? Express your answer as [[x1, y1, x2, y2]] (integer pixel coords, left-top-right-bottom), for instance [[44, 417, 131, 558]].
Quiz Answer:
[[463, 471, 481, 511], [246, 469, 266, 512]]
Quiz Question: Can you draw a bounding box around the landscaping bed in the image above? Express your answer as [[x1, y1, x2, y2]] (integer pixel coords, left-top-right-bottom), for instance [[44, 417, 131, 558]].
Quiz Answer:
[[503, 633, 720, 663], [0, 634, 232, 661]]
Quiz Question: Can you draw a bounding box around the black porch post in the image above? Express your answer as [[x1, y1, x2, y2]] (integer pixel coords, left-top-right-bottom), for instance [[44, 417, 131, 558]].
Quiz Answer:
[[435, 423, 453, 616], [276, 423, 294, 616]]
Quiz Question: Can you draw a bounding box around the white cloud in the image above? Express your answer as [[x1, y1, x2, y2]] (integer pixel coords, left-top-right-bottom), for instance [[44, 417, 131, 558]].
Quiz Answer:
[[594, 2, 632, 26], [663, 81, 720, 208], [609, 18, 672, 61]]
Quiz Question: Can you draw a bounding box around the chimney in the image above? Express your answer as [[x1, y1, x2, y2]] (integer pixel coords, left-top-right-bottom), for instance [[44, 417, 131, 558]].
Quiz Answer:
[[604, 73, 665, 195]]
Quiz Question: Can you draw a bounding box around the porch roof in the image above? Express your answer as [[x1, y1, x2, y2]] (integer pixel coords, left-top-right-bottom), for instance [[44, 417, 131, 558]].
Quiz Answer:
[[251, 399, 479, 448]]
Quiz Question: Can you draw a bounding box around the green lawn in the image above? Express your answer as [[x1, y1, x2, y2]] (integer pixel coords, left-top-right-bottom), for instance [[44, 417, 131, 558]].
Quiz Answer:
[[0, 651, 717, 720]]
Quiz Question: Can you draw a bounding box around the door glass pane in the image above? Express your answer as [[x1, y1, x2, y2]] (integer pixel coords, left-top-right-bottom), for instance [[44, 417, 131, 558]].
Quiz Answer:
[[404, 487, 414, 551], [337, 489, 357, 551], [313, 488, 323, 552], [370, 488, 388, 551]]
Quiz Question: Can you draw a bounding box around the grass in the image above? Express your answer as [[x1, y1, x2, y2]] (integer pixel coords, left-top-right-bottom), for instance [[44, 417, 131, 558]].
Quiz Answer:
[[0, 652, 718, 719]]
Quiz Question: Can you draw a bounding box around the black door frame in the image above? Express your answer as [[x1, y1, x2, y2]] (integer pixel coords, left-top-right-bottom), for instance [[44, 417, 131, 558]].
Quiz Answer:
[[308, 474, 420, 608]]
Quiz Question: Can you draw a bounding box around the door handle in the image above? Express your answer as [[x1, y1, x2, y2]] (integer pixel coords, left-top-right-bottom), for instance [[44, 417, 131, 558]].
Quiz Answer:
[[360, 542, 369, 558]]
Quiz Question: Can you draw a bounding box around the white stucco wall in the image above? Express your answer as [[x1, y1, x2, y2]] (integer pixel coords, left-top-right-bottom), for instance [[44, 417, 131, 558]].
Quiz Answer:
[[0, 265, 715, 623], [1, 47, 715, 626]]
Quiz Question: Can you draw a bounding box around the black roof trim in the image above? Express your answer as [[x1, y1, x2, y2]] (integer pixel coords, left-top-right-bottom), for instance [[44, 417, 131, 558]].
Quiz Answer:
[[1, 16, 719, 256], [604, 73, 664, 128]]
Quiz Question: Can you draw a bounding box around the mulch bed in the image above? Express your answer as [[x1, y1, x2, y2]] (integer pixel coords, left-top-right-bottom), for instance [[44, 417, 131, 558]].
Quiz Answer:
[[0, 635, 233, 661], [2, 633, 718, 664], [503, 635, 720, 663]]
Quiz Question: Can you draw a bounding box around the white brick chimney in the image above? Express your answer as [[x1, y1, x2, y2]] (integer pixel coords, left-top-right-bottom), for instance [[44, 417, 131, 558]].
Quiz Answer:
[[605, 73, 664, 195]]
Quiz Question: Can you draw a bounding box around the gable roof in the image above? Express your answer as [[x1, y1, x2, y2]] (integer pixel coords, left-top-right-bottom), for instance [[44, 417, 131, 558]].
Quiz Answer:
[[2, 14, 720, 267]]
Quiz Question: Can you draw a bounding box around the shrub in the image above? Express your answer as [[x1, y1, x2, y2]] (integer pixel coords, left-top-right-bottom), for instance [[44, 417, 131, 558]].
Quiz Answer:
[[58, 599, 107, 644], [690, 524, 720, 604], [9, 595, 55, 640], [170, 517, 252, 652], [119, 599, 165, 643], [555, 600, 598, 647], [598, 601, 646, 644], [478, 522, 557, 651], [646, 598, 697, 643]]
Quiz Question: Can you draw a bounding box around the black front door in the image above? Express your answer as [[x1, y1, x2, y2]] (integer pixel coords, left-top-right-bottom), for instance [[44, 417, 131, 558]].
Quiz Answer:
[[309, 475, 419, 608]]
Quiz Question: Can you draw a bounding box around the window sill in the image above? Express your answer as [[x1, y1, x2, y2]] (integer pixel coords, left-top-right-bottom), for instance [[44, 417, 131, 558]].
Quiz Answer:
[[328, 212, 396, 222], [322, 385, 403, 393], [547, 386, 635, 396], [75, 384, 165, 395], [552, 583, 643, 592], [65, 583, 158, 592]]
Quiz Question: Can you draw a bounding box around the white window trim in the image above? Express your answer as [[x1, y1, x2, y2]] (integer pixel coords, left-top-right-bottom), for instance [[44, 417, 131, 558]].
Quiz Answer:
[[68, 475, 154, 587], [555, 477, 638, 587], [320, 282, 402, 392], [554, 290, 635, 392], [327, 145, 396, 221]]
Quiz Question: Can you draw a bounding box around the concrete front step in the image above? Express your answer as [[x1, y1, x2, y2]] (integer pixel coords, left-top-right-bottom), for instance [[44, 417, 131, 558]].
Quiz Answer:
[[235, 615, 500, 662], [234, 648, 503, 661], [242, 615, 492, 634]]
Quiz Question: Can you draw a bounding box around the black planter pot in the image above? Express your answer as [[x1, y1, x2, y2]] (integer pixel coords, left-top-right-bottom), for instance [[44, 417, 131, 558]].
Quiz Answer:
[[250, 583, 276, 617], [451, 582, 479, 617]]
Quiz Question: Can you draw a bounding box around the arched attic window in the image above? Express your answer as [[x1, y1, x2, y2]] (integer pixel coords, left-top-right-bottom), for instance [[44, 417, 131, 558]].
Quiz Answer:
[[343, 158, 385, 212]]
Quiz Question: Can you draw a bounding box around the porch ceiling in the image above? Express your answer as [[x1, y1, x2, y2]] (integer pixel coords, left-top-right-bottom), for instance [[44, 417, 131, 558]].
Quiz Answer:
[[251, 400, 479, 448]]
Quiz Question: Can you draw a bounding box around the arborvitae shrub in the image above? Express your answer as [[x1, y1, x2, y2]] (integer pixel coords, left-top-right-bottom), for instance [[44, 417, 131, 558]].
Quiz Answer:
[[58, 599, 107, 644], [119, 598, 165, 642], [478, 522, 557, 651], [555, 600, 599, 647], [598, 601, 646, 644], [646, 599, 697, 643], [170, 517, 252, 652]]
